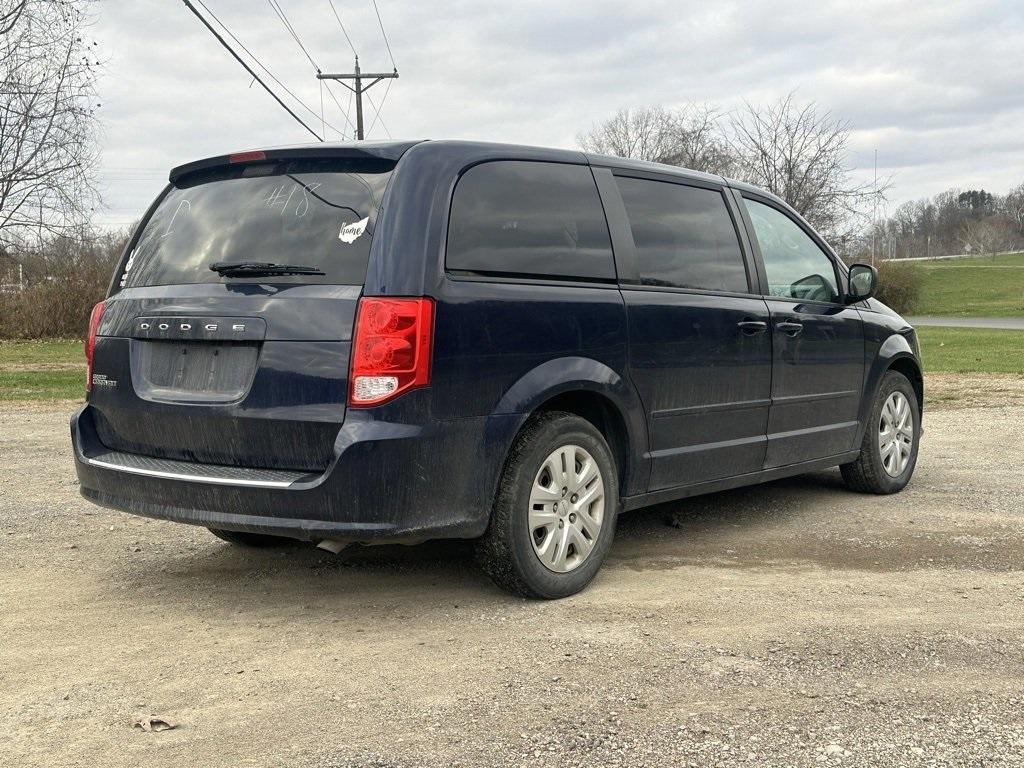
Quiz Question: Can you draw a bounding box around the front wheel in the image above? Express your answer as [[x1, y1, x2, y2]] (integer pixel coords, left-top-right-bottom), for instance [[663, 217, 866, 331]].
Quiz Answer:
[[476, 411, 619, 599], [841, 370, 920, 494]]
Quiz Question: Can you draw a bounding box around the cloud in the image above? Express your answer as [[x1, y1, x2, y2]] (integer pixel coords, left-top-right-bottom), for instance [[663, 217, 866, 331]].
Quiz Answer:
[[92, 0, 1024, 227]]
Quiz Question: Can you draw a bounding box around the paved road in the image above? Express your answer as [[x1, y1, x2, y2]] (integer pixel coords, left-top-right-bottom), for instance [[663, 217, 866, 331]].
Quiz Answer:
[[907, 315, 1024, 330], [3, 379, 1024, 768]]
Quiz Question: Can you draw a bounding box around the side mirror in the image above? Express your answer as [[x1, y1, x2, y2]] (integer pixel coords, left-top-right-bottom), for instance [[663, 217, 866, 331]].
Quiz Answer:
[[846, 263, 878, 303]]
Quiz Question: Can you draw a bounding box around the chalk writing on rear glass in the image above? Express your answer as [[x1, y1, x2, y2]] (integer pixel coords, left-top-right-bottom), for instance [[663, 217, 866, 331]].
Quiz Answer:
[[264, 184, 297, 213], [264, 182, 323, 217], [295, 183, 321, 218], [160, 199, 191, 239]]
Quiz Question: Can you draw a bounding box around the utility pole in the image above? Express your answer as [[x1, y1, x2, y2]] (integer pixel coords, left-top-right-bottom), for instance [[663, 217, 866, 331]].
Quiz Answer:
[[317, 56, 398, 140], [871, 148, 878, 267]]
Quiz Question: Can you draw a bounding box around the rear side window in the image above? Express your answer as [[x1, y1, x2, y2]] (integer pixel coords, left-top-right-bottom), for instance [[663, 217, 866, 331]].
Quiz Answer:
[[119, 159, 394, 289], [446, 161, 615, 281], [615, 176, 749, 292], [745, 198, 840, 303]]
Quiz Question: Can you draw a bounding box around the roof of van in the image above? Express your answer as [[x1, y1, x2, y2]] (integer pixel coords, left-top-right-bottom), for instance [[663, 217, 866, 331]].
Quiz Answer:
[[167, 139, 788, 206]]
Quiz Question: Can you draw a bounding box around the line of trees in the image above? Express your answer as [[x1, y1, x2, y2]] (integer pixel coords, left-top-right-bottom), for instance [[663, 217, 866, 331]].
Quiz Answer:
[[0, 226, 131, 338], [866, 185, 1024, 261]]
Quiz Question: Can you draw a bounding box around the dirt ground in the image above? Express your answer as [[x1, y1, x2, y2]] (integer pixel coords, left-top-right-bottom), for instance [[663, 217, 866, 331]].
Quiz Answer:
[[2, 375, 1023, 767]]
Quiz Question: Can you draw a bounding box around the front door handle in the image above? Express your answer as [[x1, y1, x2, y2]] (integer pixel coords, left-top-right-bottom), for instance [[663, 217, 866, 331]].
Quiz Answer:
[[737, 320, 768, 334], [776, 321, 804, 336]]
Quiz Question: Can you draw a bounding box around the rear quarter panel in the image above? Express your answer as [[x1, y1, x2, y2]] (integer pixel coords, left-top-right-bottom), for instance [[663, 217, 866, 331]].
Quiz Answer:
[[429, 280, 646, 499]]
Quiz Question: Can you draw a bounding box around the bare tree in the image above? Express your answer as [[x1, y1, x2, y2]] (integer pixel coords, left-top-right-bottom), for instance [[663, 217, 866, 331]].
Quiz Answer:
[[577, 106, 679, 164], [728, 93, 885, 238], [961, 215, 1017, 259], [1004, 183, 1024, 235], [577, 104, 736, 175], [0, 0, 100, 252], [660, 105, 736, 176]]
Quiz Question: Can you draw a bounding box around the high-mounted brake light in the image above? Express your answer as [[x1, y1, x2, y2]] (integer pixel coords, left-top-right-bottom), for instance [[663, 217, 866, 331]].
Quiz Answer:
[[84, 300, 105, 392], [228, 150, 267, 164], [349, 297, 434, 407]]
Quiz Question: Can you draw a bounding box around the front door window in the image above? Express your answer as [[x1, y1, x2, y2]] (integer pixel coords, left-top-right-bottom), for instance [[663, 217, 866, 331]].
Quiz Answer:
[[746, 199, 839, 303]]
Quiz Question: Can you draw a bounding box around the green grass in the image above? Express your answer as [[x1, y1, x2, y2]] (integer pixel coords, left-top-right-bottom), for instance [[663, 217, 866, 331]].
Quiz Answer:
[[0, 370, 84, 401], [0, 339, 83, 365], [0, 340, 84, 401], [915, 252, 1024, 317], [917, 326, 1024, 374]]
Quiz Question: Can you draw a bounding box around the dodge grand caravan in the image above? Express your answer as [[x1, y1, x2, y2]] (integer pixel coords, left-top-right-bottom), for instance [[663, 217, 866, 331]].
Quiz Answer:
[[73, 140, 923, 598]]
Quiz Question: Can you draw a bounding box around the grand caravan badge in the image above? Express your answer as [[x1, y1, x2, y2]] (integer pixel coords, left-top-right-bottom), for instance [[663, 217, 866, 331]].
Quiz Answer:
[[338, 216, 369, 244]]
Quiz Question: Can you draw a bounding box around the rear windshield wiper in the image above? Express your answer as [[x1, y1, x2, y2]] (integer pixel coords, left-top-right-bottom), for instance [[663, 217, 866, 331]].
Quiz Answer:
[[210, 261, 325, 277]]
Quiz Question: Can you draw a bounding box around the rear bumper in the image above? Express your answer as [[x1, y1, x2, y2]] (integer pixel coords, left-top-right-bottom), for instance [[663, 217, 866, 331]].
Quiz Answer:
[[72, 405, 523, 542]]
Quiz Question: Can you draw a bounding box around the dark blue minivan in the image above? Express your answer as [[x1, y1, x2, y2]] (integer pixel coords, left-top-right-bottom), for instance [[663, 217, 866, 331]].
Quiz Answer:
[[73, 140, 923, 598]]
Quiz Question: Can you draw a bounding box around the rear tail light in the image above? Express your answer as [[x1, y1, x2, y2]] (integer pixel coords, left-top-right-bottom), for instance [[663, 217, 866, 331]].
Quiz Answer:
[[349, 297, 434, 407], [84, 300, 105, 392]]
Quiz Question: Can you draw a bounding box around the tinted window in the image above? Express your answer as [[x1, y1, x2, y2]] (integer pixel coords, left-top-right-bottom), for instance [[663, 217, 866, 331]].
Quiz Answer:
[[746, 198, 840, 303], [616, 177, 748, 292], [120, 159, 393, 289], [446, 161, 614, 280]]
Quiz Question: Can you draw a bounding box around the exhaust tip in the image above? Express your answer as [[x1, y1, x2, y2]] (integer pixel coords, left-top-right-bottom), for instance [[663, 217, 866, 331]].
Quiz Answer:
[[316, 539, 350, 554]]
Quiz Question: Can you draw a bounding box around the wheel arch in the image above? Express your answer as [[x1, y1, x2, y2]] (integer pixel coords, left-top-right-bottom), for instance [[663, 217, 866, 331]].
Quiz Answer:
[[856, 333, 924, 446], [887, 355, 924, 415], [491, 357, 649, 497]]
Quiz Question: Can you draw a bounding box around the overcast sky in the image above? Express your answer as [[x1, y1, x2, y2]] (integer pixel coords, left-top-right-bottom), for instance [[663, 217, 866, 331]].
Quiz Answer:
[[93, 0, 1024, 228]]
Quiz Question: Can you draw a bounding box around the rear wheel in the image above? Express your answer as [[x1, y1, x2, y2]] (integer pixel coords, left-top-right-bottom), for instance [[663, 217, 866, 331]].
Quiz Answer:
[[841, 370, 920, 494], [476, 411, 619, 599], [208, 528, 291, 547]]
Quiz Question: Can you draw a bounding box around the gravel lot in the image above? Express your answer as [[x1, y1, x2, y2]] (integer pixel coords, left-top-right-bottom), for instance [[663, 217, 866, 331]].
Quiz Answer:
[[2, 377, 1023, 767]]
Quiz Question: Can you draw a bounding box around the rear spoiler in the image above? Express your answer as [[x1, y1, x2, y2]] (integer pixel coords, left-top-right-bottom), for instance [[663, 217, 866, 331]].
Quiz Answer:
[[168, 141, 423, 184]]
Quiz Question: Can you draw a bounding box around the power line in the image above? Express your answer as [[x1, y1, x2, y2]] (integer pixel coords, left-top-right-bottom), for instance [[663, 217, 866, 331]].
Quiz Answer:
[[322, 81, 356, 137], [183, 0, 325, 141], [365, 89, 391, 138], [365, 77, 393, 138], [365, 0, 397, 138], [327, 0, 358, 57], [264, 0, 354, 134], [266, 0, 317, 71], [370, 0, 396, 69], [197, 0, 345, 134]]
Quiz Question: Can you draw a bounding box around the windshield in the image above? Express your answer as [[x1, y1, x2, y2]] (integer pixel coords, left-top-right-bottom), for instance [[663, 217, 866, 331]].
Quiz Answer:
[[118, 159, 394, 289]]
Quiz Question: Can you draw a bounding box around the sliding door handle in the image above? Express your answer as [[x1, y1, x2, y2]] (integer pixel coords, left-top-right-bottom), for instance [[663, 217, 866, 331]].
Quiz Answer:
[[737, 320, 769, 334], [776, 321, 804, 336]]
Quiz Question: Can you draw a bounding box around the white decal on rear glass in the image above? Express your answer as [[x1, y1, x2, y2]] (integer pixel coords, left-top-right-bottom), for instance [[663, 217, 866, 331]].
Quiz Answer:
[[338, 216, 369, 244]]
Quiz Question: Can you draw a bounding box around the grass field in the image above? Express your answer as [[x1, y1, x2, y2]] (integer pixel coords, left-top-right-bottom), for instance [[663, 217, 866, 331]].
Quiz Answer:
[[915, 252, 1024, 317], [1, 329, 1021, 402], [0, 370, 84, 401], [0, 340, 84, 401], [916, 326, 1024, 374]]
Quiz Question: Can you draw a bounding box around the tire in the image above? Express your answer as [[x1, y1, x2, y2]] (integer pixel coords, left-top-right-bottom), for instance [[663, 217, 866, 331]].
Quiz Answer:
[[475, 411, 619, 599], [208, 528, 291, 547], [841, 370, 920, 494]]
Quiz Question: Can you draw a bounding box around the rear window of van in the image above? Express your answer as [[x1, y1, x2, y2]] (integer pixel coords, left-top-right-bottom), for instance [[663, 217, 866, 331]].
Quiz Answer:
[[118, 159, 394, 289]]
